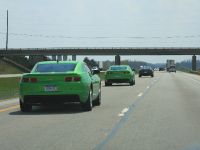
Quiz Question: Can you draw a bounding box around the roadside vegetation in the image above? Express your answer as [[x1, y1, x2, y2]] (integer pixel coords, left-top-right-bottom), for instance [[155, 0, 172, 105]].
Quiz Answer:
[[0, 59, 23, 74], [189, 70, 200, 75], [0, 77, 20, 100], [0, 59, 23, 100], [99, 71, 105, 80], [175, 60, 200, 75]]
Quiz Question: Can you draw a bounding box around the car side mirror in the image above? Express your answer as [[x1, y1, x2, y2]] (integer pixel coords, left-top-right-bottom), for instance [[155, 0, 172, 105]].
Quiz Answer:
[[92, 69, 100, 75]]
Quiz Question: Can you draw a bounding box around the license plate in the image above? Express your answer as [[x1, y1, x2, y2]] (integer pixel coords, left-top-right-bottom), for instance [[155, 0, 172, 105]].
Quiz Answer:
[[44, 85, 57, 92], [114, 75, 120, 78]]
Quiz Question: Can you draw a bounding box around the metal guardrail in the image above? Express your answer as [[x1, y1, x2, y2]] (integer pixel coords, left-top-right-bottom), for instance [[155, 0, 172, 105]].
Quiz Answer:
[[3, 57, 31, 72]]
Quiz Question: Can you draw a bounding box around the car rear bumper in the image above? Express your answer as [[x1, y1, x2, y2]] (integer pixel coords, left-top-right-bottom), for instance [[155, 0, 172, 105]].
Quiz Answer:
[[169, 69, 176, 72], [22, 95, 80, 106], [105, 74, 133, 82], [20, 91, 88, 104], [105, 78, 132, 83], [20, 82, 90, 104], [139, 71, 153, 76], [139, 73, 153, 76]]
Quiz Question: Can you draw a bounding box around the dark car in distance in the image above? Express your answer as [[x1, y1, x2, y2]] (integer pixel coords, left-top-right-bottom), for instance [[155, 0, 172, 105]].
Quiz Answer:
[[139, 66, 154, 77], [159, 67, 165, 71]]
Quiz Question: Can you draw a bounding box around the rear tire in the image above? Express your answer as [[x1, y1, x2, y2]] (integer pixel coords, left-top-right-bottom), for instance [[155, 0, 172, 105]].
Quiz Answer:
[[130, 80, 134, 86], [105, 81, 111, 86], [20, 100, 32, 112], [81, 90, 92, 111], [93, 86, 101, 106]]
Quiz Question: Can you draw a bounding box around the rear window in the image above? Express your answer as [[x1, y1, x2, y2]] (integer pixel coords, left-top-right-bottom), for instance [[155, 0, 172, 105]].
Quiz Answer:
[[35, 63, 77, 73], [140, 66, 151, 69], [110, 66, 127, 71]]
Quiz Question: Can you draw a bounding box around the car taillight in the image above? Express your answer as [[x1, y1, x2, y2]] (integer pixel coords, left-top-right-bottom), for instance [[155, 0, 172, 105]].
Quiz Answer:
[[30, 78, 37, 83], [22, 78, 29, 83], [124, 72, 129, 74], [74, 76, 81, 81], [65, 77, 73, 82], [22, 77, 37, 83], [65, 76, 81, 82]]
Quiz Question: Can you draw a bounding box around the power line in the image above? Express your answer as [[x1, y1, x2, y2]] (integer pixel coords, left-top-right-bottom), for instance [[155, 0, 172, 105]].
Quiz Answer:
[[0, 32, 200, 39]]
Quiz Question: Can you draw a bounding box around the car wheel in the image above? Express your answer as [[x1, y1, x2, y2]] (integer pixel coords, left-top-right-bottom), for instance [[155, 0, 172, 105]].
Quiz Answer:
[[105, 81, 111, 86], [139, 75, 142, 77], [129, 80, 134, 86], [81, 90, 93, 111], [93, 86, 101, 106], [133, 79, 135, 85], [20, 100, 32, 112], [105, 81, 109, 86], [151, 74, 154, 77]]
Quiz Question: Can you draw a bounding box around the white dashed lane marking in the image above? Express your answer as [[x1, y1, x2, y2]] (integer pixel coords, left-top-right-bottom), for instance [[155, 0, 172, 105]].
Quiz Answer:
[[121, 108, 129, 113], [138, 93, 143, 97], [118, 107, 129, 117]]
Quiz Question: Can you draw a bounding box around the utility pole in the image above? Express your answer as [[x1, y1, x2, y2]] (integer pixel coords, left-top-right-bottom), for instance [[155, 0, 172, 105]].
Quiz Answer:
[[6, 10, 8, 50]]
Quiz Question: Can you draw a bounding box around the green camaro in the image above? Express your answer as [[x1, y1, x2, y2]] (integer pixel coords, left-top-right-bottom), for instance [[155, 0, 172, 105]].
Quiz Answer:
[[19, 61, 101, 112], [104, 65, 135, 86]]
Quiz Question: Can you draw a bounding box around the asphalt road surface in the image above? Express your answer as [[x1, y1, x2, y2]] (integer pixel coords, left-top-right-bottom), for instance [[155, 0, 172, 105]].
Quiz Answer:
[[0, 72, 200, 150]]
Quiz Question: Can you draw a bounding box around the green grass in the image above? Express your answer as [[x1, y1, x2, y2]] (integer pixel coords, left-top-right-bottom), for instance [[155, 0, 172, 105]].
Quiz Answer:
[[189, 70, 200, 75], [99, 71, 105, 80], [0, 59, 23, 74], [0, 77, 20, 100]]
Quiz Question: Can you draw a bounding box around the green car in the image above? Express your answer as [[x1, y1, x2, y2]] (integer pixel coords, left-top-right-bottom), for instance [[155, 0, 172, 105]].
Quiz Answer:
[[104, 65, 135, 86], [19, 61, 101, 112]]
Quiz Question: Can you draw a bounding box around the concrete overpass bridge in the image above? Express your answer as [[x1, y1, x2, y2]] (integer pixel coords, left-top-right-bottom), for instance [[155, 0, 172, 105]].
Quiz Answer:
[[0, 47, 200, 70]]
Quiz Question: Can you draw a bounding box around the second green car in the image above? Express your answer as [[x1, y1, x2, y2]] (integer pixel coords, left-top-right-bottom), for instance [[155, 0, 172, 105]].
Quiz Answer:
[[104, 65, 135, 86]]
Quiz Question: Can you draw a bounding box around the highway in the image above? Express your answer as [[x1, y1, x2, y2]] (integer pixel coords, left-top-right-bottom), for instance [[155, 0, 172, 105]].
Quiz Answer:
[[0, 72, 200, 150]]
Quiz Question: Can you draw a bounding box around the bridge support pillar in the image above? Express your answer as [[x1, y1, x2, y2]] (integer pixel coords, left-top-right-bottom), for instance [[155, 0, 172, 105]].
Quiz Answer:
[[72, 55, 76, 61], [63, 55, 68, 61], [115, 55, 121, 65], [52, 55, 56, 61], [57, 55, 62, 61], [192, 55, 197, 71]]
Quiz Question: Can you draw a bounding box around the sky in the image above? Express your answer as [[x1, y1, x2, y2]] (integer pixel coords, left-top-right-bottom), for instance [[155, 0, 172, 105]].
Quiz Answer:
[[0, 0, 200, 63]]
